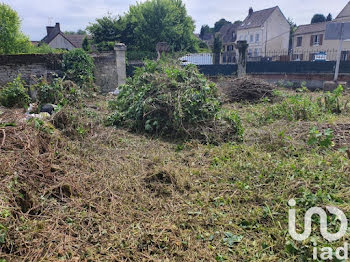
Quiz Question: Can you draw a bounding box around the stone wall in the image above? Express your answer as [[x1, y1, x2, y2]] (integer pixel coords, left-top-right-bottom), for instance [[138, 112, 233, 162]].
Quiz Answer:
[[0, 54, 63, 86], [91, 52, 118, 93], [0, 44, 127, 93]]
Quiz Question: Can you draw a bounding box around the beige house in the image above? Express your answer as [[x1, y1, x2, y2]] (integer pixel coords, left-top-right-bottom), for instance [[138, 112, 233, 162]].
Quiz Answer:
[[41, 23, 86, 50], [236, 6, 290, 61], [293, 2, 350, 61]]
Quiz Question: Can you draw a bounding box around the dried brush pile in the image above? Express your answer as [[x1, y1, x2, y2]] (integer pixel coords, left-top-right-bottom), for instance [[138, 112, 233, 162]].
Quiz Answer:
[[219, 77, 277, 103]]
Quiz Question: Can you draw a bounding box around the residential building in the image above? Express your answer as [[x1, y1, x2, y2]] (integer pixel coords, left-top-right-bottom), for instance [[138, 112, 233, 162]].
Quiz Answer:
[[292, 2, 350, 61], [41, 23, 87, 50], [236, 6, 290, 61], [220, 23, 241, 64]]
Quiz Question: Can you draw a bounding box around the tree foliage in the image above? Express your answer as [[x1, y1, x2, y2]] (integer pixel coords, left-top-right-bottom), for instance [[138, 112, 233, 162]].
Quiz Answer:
[[0, 3, 32, 54], [326, 13, 333, 21], [214, 18, 232, 33], [311, 14, 326, 24], [88, 0, 197, 53], [200, 25, 212, 39]]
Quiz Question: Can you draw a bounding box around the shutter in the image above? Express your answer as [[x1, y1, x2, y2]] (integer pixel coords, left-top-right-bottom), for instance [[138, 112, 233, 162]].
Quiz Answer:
[[319, 34, 323, 45], [310, 35, 314, 46]]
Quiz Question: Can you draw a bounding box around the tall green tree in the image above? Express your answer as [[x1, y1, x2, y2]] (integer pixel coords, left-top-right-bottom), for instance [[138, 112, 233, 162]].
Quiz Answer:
[[214, 18, 231, 33], [87, 15, 122, 44], [311, 14, 326, 24], [200, 25, 211, 39], [326, 13, 333, 21], [88, 0, 197, 53], [0, 3, 32, 54]]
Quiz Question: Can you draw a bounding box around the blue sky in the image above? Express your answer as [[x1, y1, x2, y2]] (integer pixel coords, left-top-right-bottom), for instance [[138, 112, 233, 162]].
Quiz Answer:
[[1, 0, 348, 40]]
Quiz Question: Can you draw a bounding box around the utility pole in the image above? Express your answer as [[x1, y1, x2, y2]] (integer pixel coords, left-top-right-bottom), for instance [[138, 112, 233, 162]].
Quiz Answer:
[[334, 23, 344, 82]]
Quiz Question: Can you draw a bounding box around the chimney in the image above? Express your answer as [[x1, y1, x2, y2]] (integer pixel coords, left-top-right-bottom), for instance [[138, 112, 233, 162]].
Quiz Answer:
[[249, 7, 253, 16], [46, 26, 54, 35], [46, 23, 60, 36]]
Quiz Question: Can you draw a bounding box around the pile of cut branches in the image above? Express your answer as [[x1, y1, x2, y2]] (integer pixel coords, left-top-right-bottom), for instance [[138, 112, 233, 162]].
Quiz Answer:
[[219, 77, 276, 103]]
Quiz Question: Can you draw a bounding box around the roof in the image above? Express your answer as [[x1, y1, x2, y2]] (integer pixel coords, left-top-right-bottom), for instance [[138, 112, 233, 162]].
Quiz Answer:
[[65, 35, 88, 49], [41, 23, 87, 49], [219, 23, 240, 43], [239, 6, 278, 30], [336, 1, 350, 19], [294, 22, 328, 36]]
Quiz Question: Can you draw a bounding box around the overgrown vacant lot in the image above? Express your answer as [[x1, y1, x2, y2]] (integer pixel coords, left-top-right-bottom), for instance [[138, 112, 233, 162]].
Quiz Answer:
[[1, 85, 350, 261]]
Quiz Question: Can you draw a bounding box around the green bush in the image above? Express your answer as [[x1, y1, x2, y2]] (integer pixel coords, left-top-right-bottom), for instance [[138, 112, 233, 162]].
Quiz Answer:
[[36, 78, 81, 107], [318, 85, 347, 114], [0, 76, 30, 108], [107, 59, 243, 143], [62, 49, 95, 88]]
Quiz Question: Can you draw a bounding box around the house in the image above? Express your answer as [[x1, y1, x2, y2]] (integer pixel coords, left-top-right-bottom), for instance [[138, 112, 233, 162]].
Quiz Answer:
[[41, 23, 87, 50], [219, 23, 241, 64], [199, 23, 241, 64], [292, 2, 350, 61], [236, 6, 290, 61]]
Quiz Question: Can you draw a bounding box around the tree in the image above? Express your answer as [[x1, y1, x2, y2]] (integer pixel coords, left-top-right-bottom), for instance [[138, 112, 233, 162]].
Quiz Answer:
[[82, 37, 91, 52], [88, 0, 197, 53], [0, 3, 32, 54], [287, 18, 297, 51], [200, 25, 211, 39], [213, 35, 222, 64], [214, 18, 231, 33], [311, 14, 326, 24], [64, 29, 87, 35], [87, 15, 121, 44], [326, 13, 333, 21]]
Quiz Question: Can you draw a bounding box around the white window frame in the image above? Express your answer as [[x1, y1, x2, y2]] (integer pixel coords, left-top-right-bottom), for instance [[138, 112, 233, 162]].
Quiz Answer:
[[255, 33, 260, 43]]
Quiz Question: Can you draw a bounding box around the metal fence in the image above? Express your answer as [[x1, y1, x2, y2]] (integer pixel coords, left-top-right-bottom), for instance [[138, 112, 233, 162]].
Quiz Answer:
[[177, 49, 350, 65]]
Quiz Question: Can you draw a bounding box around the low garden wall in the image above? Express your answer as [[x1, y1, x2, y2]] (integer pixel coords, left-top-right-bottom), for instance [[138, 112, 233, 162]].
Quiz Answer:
[[0, 48, 127, 93], [0, 54, 63, 86]]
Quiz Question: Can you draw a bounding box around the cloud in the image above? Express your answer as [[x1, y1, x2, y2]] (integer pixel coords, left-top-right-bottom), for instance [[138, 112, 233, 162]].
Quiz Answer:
[[1, 0, 347, 40]]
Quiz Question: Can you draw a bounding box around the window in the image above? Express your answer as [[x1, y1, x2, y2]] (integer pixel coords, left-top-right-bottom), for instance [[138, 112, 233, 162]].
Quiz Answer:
[[245, 35, 249, 41], [311, 34, 323, 46], [296, 37, 302, 47], [248, 49, 253, 56], [255, 34, 260, 43], [250, 34, 254, 43], [227, 45, 234, 51], [254, 48, 259, 57]]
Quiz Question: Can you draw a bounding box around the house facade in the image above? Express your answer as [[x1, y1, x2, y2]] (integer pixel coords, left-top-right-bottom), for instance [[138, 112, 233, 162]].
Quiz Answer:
[[236, 6, 290, 61], [41, 23, 86, 50], [292, 2, 350, 61]]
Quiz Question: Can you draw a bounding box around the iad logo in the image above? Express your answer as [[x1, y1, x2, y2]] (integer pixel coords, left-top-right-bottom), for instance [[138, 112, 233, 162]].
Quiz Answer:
[[288, 199, 348, 242], [288, 199, 349, 260]]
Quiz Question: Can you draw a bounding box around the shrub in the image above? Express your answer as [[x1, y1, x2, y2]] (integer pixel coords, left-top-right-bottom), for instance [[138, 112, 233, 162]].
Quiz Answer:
[[318, 85, 348, 114], [0, 76, 30, 108], [107, 59, 243, 143], [36, 78, 81, 107], [62, 49, 95, 88]]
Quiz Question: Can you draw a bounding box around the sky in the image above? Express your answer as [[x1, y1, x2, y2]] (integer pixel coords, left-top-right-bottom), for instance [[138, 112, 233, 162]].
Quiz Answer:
[[1, 0, 349, 40]]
